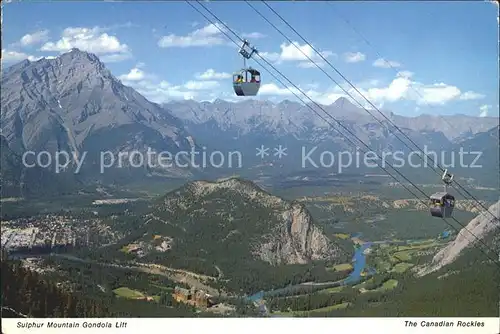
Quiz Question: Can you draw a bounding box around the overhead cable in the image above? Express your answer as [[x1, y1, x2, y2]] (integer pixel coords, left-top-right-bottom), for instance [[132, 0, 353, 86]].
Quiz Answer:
[[256, 0, 498, 221], [187, 0, 500, 268]]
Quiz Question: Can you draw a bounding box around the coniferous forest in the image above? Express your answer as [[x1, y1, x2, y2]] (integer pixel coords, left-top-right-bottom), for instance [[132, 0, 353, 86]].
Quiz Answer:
[[1, 251, 111, 317]]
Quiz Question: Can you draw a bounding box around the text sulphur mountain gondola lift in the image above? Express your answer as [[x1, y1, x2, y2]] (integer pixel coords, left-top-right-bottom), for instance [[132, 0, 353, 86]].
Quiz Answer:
[[429, 169, 455, 218], [233, 40, 261, 96]]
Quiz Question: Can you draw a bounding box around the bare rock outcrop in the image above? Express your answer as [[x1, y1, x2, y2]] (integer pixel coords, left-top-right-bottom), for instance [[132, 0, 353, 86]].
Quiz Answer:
[[419, 199, 500, 276], [257, 202, 334, 265]]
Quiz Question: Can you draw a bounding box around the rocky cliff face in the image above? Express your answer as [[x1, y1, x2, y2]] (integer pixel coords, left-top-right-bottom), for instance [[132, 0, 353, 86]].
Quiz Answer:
[[258, 203, 333, 265], [419, 200, 500, 275]]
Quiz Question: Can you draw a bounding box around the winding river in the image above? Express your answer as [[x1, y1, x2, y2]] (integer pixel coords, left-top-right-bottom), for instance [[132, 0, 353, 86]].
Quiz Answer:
[[11, 231, 421, 316], [247, 233, 377, 303], [248, 231, 436, 317]]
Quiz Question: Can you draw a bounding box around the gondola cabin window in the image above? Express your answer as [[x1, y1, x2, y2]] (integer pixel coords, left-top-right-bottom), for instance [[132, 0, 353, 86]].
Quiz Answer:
[[233, 74, 243, 83]]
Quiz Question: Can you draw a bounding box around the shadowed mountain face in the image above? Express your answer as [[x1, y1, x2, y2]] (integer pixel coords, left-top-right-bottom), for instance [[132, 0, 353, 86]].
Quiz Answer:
[[0, 135, 81, 199], [449, 125, 499, 187], [1, 49, 196, 184]]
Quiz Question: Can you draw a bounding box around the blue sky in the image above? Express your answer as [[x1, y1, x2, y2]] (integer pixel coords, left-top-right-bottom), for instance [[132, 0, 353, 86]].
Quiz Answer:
[[2, 1, 499, 117]]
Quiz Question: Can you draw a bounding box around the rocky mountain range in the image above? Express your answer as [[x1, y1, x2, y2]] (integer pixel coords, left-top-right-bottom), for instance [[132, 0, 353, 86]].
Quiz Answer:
[[1, 49, 498, 195], [164, 98, 497, 144], [165, 98, 498, 185], [1, 48, 196, 184]]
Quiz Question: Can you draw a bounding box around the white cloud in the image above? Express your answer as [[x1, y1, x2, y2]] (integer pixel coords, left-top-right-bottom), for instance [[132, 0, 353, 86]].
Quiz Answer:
[[119, 68, 147, 81], [260, 41, 334, 68], [274, 71, 484, 106], [100, 53, 132, 63], [241, 32, 266, 39], [372, 58, 401, 68], [264, 71, 481, 107], [343, 52, 366, 63], [184, 80, 220, 90], [259, 51, 281, 63], [459, 91, 485, 100], [40, 26, 131, 61], [259, 83, 298, 96], [245, 81, 356, 106], [297, 61, 322, 69], [195, 69, 231, 80], [486, 0, 500, 23], [118, 68, 224, 103], [280, 41, 333, 62], [20, 30, 49, 46], [414, 83, 461, 105], [311, 92, 347, 105], [258, 83, 338, 104], [158, 23, 227, 48], [397, 71, 414, 78], [348, 73, 480, 106], [305, 83, 320, 90], [258, 74, 477, 107], [1, 49, 38, 63], [479, 104, 491, 117], [121, 77, 197, 103], [361, 79, 381, 88], [116, 60, 485, 108], [362, 78, 431, 104]]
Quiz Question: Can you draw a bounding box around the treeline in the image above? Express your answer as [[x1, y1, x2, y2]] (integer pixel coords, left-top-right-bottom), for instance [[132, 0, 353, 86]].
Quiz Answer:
[[275, 241, 500, 317], [216, 262, 353, 295], [2, 252, 198, 318], [1, 251, 111, 317], [45, 257, 185, 297], [268, 291, 354, 313], [79, 244, 351, 296], [267, 273, 403, 314], [83, 188, 355, 295], [334, 248, 499, 317]]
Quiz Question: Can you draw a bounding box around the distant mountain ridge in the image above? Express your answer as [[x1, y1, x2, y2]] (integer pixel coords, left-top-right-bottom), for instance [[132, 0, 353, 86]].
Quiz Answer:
[[163, 98, 498, 143], [162, 98, 498, 166], [1, 50, 498, 195], [162, 99, 498, 185]]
